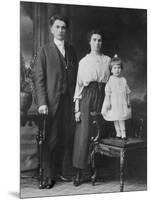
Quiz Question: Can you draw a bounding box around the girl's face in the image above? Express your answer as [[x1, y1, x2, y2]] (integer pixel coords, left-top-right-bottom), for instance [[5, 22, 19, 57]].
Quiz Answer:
[[111, 64, 122, 77], [89, 34, 102, 53]]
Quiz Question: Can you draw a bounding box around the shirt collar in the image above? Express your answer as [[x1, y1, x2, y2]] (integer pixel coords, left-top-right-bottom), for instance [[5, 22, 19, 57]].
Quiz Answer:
[[54, 38, 65, 47]]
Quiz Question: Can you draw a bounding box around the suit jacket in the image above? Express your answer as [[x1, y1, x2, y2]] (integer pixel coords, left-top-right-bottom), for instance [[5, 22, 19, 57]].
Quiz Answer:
[[34, 41, 78, 117]]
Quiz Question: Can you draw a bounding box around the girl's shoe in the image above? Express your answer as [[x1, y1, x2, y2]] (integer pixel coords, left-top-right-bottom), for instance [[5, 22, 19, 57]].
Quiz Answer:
[[122, 137, 127, 141]]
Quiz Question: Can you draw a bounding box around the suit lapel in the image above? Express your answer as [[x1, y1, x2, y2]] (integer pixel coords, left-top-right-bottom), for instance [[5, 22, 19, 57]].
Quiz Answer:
[[65, 42, 71, 69], [48, 42, 63, 71], [48, 41, 72, 71]]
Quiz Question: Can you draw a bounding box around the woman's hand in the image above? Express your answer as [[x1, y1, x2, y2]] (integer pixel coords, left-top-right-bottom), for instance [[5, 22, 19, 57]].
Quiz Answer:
[[75, 111, 81, 122]]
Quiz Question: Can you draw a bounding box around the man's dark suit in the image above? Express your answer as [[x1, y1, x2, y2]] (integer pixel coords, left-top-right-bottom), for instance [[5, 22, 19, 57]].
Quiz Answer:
[[35, 41, 78, 180]]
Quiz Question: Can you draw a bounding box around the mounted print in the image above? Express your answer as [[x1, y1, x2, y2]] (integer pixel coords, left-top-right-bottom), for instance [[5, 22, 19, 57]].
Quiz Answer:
[[20, 1, 147, 198]]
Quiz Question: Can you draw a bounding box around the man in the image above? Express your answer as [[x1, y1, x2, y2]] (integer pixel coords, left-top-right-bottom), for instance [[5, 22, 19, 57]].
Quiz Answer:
[[35, 14, 78, 189]]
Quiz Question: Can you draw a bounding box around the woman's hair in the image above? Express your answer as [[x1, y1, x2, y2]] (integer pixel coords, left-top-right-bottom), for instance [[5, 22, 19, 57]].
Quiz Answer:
[[87, 29, 103, 42], [109, 54, 123, 71], [49, 14, 69, 28]]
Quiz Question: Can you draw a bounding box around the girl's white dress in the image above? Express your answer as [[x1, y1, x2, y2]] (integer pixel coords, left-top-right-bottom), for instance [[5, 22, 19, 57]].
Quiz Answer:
[[101, 75, 132, 121]]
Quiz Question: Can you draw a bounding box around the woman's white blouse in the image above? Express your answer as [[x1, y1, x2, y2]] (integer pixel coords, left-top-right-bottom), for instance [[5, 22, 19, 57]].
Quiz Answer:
[[74, 53, 111, 101]]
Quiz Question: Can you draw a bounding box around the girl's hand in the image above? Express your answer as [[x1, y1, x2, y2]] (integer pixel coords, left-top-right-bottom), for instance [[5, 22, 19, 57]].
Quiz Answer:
[[75, 111, 81, 122], [127, 102, 131, 108], [106, 103, 111, 110]]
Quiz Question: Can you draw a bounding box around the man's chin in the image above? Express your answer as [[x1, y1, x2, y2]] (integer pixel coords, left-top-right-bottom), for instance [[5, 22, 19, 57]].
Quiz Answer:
[[56, 36, 64, 41]]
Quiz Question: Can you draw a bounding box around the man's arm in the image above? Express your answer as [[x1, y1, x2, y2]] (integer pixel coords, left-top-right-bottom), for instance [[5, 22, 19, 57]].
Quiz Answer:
[[34, 48, 48, 114]]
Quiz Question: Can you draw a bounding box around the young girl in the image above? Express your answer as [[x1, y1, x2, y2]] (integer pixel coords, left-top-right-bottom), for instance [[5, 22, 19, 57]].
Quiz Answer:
[[101, 54, 132, 140]]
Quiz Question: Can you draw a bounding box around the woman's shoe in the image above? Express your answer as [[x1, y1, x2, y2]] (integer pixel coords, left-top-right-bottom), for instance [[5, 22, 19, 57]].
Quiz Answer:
[[73, 170, 81, 186], [73, 178, 80, 186]]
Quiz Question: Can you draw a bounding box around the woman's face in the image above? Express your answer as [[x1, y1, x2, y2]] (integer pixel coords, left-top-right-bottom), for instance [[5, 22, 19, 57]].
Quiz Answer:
[[89, 34, 102, 53]]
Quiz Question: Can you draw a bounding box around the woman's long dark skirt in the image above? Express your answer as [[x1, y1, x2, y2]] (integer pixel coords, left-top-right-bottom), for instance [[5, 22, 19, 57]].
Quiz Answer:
[[73, 82, 105, 169]]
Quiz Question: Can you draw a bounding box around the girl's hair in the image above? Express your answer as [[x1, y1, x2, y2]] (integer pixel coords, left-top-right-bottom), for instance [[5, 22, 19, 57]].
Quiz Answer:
[[109, 54, 123, 71], [87, 29, 103, 42], [49, 14, 69, 28]]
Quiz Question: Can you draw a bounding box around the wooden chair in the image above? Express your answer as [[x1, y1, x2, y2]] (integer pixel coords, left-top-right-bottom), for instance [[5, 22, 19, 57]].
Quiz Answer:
[[89, 112, 147, 192]]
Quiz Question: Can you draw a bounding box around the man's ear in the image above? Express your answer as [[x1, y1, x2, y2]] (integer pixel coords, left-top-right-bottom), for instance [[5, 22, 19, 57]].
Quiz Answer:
[[49, 26, 53, 34]]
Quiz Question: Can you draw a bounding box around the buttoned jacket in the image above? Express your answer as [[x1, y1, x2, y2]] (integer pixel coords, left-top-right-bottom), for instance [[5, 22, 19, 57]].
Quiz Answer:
[[34, 41, 78, 116]]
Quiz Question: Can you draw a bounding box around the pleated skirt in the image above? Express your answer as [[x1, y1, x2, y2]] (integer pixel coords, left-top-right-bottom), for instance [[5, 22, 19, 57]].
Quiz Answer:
[[72, 82, 105, 169]]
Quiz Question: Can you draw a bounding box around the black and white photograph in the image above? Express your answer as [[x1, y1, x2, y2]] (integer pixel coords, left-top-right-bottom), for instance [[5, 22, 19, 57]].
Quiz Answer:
[[0, 0, 151, 199], [19, 0, 148, 199]]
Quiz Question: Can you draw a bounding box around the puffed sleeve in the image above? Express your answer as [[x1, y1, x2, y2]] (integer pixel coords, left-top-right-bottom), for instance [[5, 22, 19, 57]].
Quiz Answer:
[[104, 57, 111, 82], [73, 62, 84, 101]]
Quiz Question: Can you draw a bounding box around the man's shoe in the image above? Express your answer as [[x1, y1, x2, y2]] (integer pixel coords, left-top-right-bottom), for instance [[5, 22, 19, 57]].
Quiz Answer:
[[58, 175, 71, 182], [46, 179, 56, 189], [42, 178, 56, 189]]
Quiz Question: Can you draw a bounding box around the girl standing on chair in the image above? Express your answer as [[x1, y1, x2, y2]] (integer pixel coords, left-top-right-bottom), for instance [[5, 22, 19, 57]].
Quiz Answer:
[[101, 54, 132, 140]]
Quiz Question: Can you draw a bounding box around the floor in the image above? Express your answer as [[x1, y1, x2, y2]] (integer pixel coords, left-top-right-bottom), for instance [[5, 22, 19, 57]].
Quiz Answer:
[[20, 119, 147, 199], [20, 173, 147, 198]]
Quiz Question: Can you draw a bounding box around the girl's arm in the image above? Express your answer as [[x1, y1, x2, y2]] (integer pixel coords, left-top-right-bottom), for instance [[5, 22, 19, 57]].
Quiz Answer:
[[104, 79, 111, 110], [125, 78, 131, 108], [106, 94, 111, 110], [127, 94, 131, 108]]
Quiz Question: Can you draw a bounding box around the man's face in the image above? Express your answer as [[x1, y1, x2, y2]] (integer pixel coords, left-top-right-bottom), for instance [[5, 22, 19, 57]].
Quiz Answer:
[[50, 19, 67, 41]]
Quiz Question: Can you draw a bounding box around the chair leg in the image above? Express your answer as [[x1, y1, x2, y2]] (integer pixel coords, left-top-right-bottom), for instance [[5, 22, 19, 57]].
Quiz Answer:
[[91, 167, 97, 186]]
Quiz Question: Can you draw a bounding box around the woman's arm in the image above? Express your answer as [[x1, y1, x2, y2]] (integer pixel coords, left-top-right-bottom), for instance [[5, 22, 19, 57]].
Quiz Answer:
[[75, 98, 80, 113], [75, 99, 81, 122]]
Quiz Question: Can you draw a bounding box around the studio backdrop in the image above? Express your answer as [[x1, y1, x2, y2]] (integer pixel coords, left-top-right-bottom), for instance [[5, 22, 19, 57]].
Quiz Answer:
[[20, 1, 147, 198]]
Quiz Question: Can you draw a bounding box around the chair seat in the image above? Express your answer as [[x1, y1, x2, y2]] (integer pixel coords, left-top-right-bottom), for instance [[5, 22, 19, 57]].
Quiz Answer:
[[101, 137, 146, 148]]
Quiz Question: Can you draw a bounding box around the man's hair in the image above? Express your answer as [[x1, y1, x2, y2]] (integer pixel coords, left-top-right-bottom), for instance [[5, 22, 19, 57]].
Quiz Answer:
[[49, 14, 69, 28]]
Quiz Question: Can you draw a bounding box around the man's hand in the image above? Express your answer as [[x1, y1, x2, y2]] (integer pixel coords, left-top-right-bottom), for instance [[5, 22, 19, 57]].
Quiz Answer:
[[38, 105, 48, 115], [75, 111, 81, 122]]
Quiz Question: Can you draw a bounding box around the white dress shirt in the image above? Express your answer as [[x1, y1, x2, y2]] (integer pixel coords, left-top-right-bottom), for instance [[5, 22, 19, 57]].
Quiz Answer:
[[74, 53, 111, 101], [54, 38, 65, 57]]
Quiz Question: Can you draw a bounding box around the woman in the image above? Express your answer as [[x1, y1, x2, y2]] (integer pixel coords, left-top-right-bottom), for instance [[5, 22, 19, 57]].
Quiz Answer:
[[73, 30, 111, 186]]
